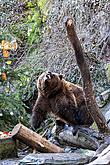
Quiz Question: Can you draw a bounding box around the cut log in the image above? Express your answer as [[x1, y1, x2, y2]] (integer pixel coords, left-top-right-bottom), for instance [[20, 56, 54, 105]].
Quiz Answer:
[[11, 123, 64, 153], [65, 18, 110, 134]]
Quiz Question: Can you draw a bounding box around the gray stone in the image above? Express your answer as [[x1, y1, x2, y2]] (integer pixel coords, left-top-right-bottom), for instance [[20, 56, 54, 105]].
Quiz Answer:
[[19, 153, 90, 165]]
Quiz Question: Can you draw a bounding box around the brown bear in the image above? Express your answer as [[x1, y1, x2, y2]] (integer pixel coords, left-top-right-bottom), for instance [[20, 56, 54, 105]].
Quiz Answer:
[[31, 71, 93, 129]]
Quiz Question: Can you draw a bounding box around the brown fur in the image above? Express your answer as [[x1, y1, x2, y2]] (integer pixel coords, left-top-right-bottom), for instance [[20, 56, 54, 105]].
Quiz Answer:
[[31, 71, 93, 129]]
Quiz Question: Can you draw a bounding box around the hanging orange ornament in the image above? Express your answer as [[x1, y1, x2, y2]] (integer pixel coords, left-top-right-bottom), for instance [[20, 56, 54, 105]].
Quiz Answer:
[[2, 40, 11, 50], [1, 72, 7, 81], [3, 50, 9, 58]]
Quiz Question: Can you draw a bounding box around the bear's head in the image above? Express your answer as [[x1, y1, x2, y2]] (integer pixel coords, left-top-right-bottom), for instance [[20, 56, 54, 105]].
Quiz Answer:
[[37, 71, 63, 97]]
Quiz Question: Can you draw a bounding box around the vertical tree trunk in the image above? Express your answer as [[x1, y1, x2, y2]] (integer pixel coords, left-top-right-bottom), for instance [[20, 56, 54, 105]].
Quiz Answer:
[[65, 18, 110, 133]]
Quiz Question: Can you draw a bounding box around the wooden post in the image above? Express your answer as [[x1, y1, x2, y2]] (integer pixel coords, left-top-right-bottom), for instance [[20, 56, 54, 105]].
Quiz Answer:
[[11, 123, 64, 153], [65, 18, 110, 134]]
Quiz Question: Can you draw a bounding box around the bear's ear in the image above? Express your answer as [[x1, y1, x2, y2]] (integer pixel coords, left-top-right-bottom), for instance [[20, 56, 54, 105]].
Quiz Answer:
[[59, 74, 63, 80]]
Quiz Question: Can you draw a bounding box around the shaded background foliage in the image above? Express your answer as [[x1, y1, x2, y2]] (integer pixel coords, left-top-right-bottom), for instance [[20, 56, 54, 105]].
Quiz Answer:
[[0, 0, 110, 130], [0, 0, 46, 130]]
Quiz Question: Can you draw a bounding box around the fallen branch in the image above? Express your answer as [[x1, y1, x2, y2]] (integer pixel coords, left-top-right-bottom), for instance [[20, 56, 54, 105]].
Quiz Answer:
[[65, 18, 110, 134], [11, 123, 64, 153]]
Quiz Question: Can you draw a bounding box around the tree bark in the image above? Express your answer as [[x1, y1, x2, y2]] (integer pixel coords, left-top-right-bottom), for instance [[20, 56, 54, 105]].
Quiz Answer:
[[65, 18, 110, 134], [11, 123, 64, 153]]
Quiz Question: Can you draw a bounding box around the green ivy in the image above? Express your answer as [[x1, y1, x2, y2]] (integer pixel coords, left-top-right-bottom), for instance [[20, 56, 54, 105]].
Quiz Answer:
[[26, 0, 47, 45]]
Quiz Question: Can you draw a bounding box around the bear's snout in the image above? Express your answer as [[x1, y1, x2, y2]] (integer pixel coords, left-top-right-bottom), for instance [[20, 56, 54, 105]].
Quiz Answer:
[[44, 71, 52, 81]]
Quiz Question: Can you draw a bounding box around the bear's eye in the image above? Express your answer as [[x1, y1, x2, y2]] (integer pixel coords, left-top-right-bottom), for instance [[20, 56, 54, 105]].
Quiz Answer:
[[51, 74, 55, 78]]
